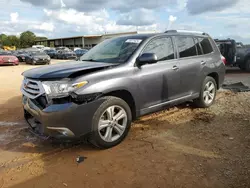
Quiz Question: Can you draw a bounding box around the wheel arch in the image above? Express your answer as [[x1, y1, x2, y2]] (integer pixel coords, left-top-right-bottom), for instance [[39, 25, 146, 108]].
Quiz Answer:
[[207, 72, 219, 89], [103, 90, 137, 120]]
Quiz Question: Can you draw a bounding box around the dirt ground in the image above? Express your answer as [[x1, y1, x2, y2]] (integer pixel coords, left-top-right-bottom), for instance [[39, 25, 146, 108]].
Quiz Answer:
[[0, 62, 250, 188]]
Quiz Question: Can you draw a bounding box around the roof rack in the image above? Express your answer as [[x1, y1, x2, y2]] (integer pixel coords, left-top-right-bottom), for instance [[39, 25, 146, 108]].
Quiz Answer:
[[164, 30, 207, 35]]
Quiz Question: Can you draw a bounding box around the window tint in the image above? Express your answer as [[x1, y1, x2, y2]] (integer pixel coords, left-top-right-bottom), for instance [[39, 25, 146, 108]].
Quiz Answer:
[[194, 38, 203, 55], [143, 37, 174, 61], [176, 36, 197, 58], [198, 38, 213, 54]]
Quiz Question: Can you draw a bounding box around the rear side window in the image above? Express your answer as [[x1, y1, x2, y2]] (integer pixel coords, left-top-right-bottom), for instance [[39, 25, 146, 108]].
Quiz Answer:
[[176, 36, 197, 58], [143, 37, 174, 61], [198, 38, 213, 54], [194, 38, 203, 55]]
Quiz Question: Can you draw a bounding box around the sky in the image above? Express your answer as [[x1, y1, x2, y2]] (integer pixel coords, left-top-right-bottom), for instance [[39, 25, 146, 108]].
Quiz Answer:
[[0, 0, 250, 44]]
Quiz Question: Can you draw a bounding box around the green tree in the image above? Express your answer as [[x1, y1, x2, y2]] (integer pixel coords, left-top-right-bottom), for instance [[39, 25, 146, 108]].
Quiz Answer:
[[36, 36, 48, 41], [20, 31, 36, 48], [7, 35, 20, 47], [0, 34, 8, 46]]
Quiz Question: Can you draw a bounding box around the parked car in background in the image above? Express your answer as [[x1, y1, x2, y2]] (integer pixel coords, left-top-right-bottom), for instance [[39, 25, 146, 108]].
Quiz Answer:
[[14, 50, 30, 62], [75, 49, 88, 60], [74, 47, 81, 51], [0, 51, 19, 65], [25, 51, 51, 65], [56, 50, 77, 59], [32, 45, 45, 51], [21, 30, 225, 149], [56, 46, 69, 51], [44, 49, 57, 59]]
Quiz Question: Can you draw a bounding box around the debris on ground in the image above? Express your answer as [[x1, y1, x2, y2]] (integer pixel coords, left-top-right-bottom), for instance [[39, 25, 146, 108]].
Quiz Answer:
[[222, 82, 250, 92], [76, 156, 87, 164]]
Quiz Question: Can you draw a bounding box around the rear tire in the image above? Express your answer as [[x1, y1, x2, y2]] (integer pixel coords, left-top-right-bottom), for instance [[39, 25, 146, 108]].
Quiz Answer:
[[194, 76, 217, 108], [88, 96, 132, 149], [245, 59, 250, 72], [239, 64, 246, 71]]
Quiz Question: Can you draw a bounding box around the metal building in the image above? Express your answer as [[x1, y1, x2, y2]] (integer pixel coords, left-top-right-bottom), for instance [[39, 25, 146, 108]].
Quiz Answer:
[[35, 31, 148, 49]]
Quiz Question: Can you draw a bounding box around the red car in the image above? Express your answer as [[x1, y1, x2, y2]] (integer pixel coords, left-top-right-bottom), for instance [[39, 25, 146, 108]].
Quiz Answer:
[[0, 51, 19, 65]]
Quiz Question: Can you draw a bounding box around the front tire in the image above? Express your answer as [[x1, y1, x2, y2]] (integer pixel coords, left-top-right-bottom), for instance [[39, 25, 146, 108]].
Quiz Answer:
[[194, 76, 217, 108], [89, 96, 132, 149]]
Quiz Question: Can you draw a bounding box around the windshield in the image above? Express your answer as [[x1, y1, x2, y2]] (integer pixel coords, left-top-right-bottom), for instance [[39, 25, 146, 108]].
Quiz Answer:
[[45, 50, 56, 53], [30, 52, 47, 56], [76, 49, 88, 53], [0, 51, 10, 55], [80, 37, 143, 63], [63, 50, 74, 53]]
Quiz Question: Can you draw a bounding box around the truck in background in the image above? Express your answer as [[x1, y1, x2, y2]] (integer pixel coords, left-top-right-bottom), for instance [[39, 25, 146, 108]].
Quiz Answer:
[[215, 39, 250, 72]]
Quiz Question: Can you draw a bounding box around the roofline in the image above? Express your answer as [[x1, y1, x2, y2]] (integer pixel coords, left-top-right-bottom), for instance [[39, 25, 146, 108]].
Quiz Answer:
[[164, 30, 208, 36]]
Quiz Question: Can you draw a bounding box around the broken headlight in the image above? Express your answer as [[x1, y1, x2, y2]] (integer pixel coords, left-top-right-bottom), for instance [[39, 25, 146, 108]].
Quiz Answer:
[[42, 80, 88, 98]]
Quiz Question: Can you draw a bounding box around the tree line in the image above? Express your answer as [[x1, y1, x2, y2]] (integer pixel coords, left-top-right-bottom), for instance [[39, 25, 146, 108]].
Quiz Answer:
[[0, 31, 47, 49]]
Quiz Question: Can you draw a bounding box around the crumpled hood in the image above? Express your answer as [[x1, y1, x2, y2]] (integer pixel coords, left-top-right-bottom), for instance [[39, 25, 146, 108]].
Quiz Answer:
[[22, 61, 114, 79]]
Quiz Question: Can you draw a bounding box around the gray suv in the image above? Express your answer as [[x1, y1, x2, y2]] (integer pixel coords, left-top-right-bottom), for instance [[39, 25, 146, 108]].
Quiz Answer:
[[21, 30, 225, 148]]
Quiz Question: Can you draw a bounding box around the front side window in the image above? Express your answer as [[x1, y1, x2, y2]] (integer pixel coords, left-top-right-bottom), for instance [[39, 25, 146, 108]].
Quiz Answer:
[[142, 37, 174, 61], [198, 38, 213, 54], [176, 36, 197, 58], [81, 37, 144, 63]]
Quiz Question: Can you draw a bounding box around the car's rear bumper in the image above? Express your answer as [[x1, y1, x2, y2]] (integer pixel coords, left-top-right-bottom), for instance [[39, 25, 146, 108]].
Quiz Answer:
[[22, 95, 105, 139]]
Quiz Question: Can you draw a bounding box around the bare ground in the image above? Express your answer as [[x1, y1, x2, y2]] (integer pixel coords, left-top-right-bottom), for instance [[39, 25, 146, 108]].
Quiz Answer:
[[0, 62, 250, 188]]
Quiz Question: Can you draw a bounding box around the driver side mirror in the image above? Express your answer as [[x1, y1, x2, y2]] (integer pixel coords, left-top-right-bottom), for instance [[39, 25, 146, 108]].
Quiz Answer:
[[136, 53, 158, 66]]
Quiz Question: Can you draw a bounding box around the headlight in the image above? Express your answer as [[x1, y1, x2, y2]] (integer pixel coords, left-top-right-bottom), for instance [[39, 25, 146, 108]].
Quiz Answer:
[[47, 56, 51, 60], [42, 80, 88, 98]]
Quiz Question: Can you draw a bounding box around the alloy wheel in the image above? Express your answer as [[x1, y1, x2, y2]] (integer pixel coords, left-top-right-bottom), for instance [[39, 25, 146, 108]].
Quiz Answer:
[[203, 81, 216, 105], [98, 105, 127, 142]]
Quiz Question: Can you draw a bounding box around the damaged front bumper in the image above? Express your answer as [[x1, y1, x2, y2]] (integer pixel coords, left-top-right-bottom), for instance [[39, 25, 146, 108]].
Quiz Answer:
[[22, 94, 105, 140]]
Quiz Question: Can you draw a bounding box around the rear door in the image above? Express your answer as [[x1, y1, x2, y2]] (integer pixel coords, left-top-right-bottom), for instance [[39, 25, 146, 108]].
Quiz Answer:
[[136, 36, 181, 109], [174, 36, 204, 96]]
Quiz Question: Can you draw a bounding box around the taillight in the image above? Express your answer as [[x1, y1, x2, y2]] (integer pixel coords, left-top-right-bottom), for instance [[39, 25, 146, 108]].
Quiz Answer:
[[221, 55, 227, 65]]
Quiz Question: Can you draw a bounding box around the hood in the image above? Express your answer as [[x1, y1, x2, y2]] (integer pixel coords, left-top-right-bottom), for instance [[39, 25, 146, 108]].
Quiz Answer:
[[22, 61, 115, 79], [32, 54, 48, 58], [0, 55, 17, 58]]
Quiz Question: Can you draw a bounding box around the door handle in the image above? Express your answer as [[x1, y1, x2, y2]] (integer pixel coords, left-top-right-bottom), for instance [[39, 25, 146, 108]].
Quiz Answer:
[[201, 61, 206, 65], [172, 66, 179, 71]]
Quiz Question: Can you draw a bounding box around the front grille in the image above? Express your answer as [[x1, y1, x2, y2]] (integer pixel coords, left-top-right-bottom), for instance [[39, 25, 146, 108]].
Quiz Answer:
[[3, 57, 10, 62], [21, 78, 45, 99]]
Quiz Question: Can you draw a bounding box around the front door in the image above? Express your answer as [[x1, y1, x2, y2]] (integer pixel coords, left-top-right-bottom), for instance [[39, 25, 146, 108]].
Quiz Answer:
[[135, 36, 181, 109]]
